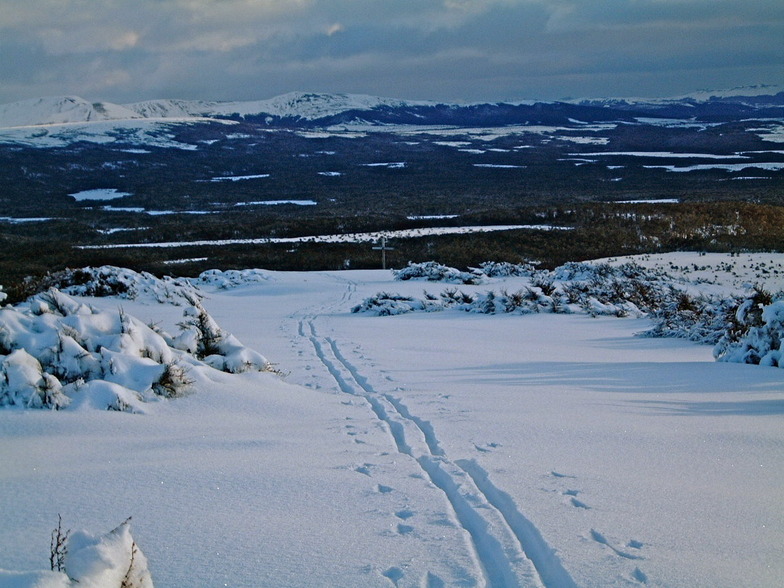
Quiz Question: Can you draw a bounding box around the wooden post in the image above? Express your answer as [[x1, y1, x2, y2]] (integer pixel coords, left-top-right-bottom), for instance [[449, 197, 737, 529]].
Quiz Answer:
[[372, 237, 394, 270]]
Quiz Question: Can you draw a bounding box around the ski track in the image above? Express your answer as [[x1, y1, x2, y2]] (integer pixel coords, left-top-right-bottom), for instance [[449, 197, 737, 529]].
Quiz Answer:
[[297, 278, 577, 588]]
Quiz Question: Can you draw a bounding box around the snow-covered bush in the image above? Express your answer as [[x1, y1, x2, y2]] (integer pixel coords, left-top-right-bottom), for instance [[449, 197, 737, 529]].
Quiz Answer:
[[393, 261, 484, 284], [0, 288, 273, 411], [17, 266, 202, 306], [473, 261, 535, 278], [357, 261, 683, 318], [714, 289, 784, 366], [351, 292, 443, 316], [0, 518, 154, 588], [641, 292, 739, 344], [193, 268, 273, 290], [175, 297, 270, 373]]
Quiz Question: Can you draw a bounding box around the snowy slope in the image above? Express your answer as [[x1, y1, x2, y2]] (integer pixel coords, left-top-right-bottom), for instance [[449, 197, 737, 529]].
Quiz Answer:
[[0, 96, 143, 127], [1, 253, 783, 587], [125, 92, 433, 120]]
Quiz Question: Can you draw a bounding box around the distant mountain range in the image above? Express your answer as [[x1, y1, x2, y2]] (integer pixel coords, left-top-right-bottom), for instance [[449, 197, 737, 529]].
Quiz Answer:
[[2, 85, 782, 131]]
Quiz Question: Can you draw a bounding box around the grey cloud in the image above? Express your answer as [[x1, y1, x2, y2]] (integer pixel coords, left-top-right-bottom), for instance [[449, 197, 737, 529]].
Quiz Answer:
[[0, 0, 781, 104]]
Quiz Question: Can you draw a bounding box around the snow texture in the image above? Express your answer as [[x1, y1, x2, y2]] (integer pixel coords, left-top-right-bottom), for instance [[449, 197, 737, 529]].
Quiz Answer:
[[1, 254, 783, 587]]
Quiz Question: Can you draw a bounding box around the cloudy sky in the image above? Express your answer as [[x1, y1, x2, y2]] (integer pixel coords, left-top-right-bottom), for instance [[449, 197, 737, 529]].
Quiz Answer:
[[1, 0, 782, 105]]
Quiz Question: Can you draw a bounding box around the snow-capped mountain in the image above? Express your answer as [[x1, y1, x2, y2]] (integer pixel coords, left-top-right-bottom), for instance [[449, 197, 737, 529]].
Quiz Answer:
[[0, 95, 144, 127], [0, 86, 781, 144]]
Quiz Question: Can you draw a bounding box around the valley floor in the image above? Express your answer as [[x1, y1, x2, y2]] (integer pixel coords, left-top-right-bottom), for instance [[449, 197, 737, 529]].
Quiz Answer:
[[2, 259, 783, 587]]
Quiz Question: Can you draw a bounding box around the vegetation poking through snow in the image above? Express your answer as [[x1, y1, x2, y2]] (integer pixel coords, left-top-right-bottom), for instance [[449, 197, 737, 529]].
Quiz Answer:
[[50, 515, 70, 574], [1, 517, 153, 588], [176, 295, 271, 373], [0, 287, 273, 411]]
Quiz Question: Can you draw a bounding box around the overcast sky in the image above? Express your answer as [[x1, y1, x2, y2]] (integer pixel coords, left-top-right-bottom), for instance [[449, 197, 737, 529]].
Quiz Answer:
[[1, 0, 782, 105]]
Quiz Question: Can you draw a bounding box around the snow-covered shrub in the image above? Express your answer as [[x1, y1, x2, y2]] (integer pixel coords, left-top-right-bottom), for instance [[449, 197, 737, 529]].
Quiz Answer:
[[474, 261, 535, 278], [176, 297, 270, 373], [393, 261, 483, 284], [0, 518, 154, 588], [17, 266, 202, 306], [193, 268, 273, 290], [641, 292, 739, 344], [0, 288, 275, 411], [714, 289, 784, 366], [351, 292, 443, 316], [0, 349, 68, 409], [356, 260, 691, 319]]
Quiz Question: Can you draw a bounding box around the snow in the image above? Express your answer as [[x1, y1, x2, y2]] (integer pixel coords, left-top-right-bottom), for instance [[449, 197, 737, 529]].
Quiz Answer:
[[0, 96, 142, 128], [473, 163, 526, 169], [577, 151, 748, 159], [68, 189, 130, 202], [362, 162, 407, 168], [208, 174, 270, 182], [1, 254, 783, 587], [76, 224, 566, 250], [234, 200, 317, 207], [614, 199, 680, 204], [0, 218, 54, 224], [644, 162, 784, 173]]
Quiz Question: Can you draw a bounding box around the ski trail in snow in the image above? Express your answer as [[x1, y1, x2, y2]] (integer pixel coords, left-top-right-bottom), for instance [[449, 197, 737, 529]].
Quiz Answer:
[[327, 338, 445, 457], [456, 459, 579, 588], [300, 310, 577, 588]]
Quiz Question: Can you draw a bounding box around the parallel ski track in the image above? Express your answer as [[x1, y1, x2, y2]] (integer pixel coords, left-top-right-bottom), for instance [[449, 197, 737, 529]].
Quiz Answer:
[[300, 280, 577, 588]]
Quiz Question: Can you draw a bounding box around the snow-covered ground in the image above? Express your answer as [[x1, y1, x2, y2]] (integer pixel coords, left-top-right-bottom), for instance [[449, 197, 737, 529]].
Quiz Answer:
[[1, 253, 783, 587]]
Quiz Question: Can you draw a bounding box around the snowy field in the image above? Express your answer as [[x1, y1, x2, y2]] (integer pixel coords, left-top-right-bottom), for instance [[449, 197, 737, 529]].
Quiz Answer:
[[1, 253, 783, 587]]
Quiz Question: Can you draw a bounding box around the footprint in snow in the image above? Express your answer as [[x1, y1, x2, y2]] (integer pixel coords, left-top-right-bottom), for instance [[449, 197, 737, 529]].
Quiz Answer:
[[632, 567, 649, 584], [551, 471, 577, 479], [382, 567, 404, 585], [590, 529, 644, 560], [473, 442, 501, 453], [396, 524, 414, 535], [377, 484, 394, 494], [355, 464, 373, 476], [570, 497, 591, 509]]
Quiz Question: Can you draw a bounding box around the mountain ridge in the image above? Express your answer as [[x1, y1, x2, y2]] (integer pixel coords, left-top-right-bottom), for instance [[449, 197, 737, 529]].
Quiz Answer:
[[2, 86, 782, 130]]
